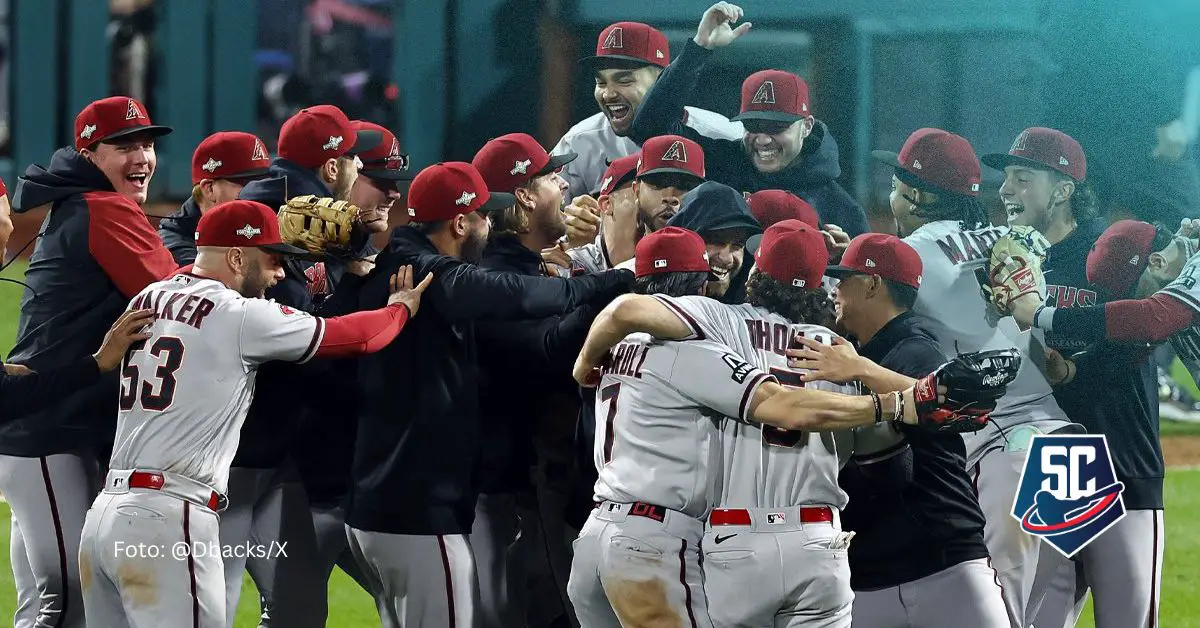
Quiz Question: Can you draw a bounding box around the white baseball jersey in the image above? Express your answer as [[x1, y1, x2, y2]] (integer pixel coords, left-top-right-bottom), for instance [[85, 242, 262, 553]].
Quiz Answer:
[[655, 295, 856, 510], [568, 234, 612, 275], [1159, 250, 1200, 361], [592, 333, 773, 519], [903, 221, 1068, 450], [551, 108, 745, 201], [108, 273, 324, 493]]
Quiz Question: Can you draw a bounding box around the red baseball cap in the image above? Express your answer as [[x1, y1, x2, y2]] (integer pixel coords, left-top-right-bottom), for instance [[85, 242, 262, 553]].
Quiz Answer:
[[595, 153, 640, 196], [580, 22, 670, 70], [472, 133, 577, 194], [746, 190, 820, 229], [872, 128, 981, 197], [1086, 220, 1157, 298], [634, 227, 715, 278], [731, 70, 810, 124], [827, 233, 924, 289], [278, 105, 382, 169], [637, 135, 705, 180], [353, 121, 413, 182], [406, 162, 516, 223], [982, 127, 1087, 182], [74, 96, 172, 151], [191, 132, 271, 185], [754, 219, 828, 289], [194, 200, 308, 255]]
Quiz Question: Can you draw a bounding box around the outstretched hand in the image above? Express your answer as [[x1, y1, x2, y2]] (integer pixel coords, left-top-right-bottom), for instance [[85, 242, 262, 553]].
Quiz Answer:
[[694, 2, 751, 50], [388, 265, 435, 316], [93, 309, 157, 372], [785, 335, 863, 384]]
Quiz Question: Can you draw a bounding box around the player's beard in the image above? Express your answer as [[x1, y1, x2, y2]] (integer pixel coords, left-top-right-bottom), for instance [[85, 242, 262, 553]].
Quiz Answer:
[[332, 166, 356, 201], [238, 259, 272, 298], [462, 228, 489, 263]]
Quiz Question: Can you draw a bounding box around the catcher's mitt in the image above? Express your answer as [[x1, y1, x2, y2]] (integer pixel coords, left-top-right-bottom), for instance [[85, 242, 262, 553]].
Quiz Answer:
[[911, 348, 1022, 433], [278, 195, 357, 255], [982, 225, 1050, 313]]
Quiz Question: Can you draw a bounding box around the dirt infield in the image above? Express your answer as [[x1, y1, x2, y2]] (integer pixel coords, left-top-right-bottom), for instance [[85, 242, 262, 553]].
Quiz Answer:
[[1163, 435, 1200, 468]]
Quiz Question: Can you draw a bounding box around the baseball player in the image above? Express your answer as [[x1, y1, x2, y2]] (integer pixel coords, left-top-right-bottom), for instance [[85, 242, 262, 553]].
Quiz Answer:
[[979, 129, 1165, 628], [664, 180, 762, 301], [567, 134, 706, 274], [345, 161, 635, 628], [626, 3, 870, 237], [219, 104, 382, 627], [574, 221, 860, 628], [568, 225, 1006, 628], [873, 127, 1077, 626], [290, 120, 413, 602], [797, 233, 1009, 628], [77, 199, 431, 627], [552, 20, 743, 202], [159, 131, 272, 265], [2, 95, 176, 628]]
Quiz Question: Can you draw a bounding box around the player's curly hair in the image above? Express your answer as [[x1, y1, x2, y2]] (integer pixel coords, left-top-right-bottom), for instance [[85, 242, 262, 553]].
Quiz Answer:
[[489, 178, 545, 239], [634, 271, 709, 298], [1059, 173, 1098, 223], [896, 168, 990, 230], [744, 272, 836, 328]]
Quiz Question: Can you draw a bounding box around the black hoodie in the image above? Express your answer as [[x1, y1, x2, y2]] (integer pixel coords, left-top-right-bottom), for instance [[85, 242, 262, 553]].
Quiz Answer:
[[666, 181, 762, 305], [157, 197, 202, 265], [346, 226, 633, 535], [1, 147, 176, 455], [629, 39, 870, 237]]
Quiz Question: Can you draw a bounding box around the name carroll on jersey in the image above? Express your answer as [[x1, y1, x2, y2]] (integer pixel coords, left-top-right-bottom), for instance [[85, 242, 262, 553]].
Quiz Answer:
[[602, 342, 650, 378]]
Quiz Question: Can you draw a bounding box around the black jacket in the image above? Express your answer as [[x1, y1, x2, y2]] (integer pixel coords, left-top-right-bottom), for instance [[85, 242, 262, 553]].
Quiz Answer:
[[1044, 219, 1164, 510], [0, 147, 176, 456], [629, 39, 870, 237], [346, 226, 632, 535], [840, 312, 990, 590], [476, 236, 600, 494], [1, 359, 103, 424], [158, 197, 202, 266]]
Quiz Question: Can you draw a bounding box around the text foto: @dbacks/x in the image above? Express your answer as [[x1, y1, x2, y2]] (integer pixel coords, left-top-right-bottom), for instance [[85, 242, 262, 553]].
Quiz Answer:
[[113, 540, 289, 560]]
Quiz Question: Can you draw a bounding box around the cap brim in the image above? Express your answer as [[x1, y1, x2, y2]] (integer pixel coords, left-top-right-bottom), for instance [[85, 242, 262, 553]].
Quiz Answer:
[[745, 233, 763, 258], [534, 152, 578, 178], [731, 110, 804, 123], [260, 242, 313, 257], [479, 191, 516, 213], [579, 55, 662, 71], [98, 125, 174, 144], [347, 130, 384, 155], [637, 167, 705, 180], [824, 265, 864, 278], [870, 150, 903, 168], [702, 220, 763, 237], [362, 167, 416, 182], [221, 167, 271, 180], [981, 152, 1056, 174]]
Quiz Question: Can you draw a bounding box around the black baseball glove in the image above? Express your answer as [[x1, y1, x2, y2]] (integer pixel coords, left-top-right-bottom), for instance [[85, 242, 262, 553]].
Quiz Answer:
[[911, 349, 1023, 433]]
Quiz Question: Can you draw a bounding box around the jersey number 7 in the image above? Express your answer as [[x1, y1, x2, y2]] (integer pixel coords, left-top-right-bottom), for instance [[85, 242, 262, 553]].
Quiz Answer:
[[600, 382, 621, 464], [119, 336, 185, 412]]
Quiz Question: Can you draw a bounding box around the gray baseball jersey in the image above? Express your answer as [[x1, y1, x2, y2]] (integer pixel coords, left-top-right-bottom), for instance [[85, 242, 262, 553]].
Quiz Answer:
[[592, 333, 773, 519], [903, 220, 1069, 451], [654, 295, 856, 510], [110, 273, 323, 493], [1158, 249, 1200, 360], [551, 109, 745, 201]]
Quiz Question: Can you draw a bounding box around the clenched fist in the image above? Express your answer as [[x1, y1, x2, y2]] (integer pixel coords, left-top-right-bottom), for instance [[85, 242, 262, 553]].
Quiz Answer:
[[564, 195, 602, 249]]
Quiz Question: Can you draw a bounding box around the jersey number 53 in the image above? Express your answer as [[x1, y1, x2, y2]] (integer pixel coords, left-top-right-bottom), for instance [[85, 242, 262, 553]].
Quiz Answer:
[[119, 336, 185, 412]]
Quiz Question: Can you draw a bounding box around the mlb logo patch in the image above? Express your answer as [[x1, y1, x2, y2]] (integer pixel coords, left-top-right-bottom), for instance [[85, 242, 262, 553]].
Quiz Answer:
[[1011, 435, 1126, 558], [766, 512, 785, 524]]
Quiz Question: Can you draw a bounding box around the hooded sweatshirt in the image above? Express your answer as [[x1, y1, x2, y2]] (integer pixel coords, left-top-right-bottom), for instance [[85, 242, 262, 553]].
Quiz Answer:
[[1, 147, 176, 455], [666, 181, 762, 305], [157, 197, 202, 265], [629, 39, 870, 237]]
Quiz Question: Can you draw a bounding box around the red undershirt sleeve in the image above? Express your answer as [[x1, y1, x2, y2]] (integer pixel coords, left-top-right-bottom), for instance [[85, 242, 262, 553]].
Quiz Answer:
[[1105, 293, 1196, 343], [314, 303, 411, 358]]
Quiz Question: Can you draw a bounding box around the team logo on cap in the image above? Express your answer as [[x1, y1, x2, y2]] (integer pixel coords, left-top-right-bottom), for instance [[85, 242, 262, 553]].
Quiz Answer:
[[456, 191, 477, 207], [1011, 131, 1029, 153], [201, 158, 223, 173], [751, 81, 776, 105], [911, 159, 922, 170], [661, 141, 688, 163], [323, 136, 344, 151], [80, 124, 97, 140], [510, 159, 532, 176], [386, 138, 409, 170], [126, 99, 146, 120], [601, 26, 623, 50], [252, 138, 269, 161], [236, 224, 262, 239]]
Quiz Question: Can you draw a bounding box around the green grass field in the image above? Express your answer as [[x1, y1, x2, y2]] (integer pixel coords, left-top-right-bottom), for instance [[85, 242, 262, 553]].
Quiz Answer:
[[3, 259, 1200, 625]]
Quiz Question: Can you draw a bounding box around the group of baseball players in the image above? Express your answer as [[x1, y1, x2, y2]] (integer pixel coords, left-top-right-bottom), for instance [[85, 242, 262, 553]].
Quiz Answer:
[[0, 1, 1191, 627]]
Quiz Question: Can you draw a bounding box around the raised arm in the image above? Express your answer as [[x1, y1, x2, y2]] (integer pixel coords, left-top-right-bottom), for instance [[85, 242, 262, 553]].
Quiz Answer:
[[430, 260, 632, 323], [572, 294, 695, 384], [1014, 291, 1196, 345]]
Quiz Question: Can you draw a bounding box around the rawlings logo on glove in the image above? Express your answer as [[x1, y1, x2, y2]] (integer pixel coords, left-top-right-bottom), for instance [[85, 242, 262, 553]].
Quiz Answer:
[[910, 349, 1022, 433], [982, 225, 1050, 314]]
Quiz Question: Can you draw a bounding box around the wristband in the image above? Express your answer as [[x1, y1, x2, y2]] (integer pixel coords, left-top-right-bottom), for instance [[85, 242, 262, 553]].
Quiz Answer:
[[1033, 305, 1055, 331], [871, 391, 882, 424]]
